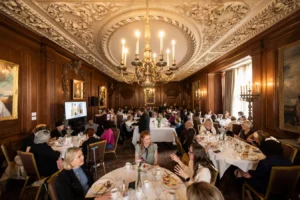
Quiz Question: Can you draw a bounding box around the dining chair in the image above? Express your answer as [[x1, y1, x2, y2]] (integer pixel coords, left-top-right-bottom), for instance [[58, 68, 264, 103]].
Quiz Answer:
[[232, 124, 242, 135], [197, 124, 202, 134], [281, 142, 298, 163], [116, 115, 124, 128], [17, 150, 48, 200], [47, 169, 62, 200], [87, 140, 107, 178], [104, 128, 120, 159], [181, 153, 189, 166], [1, 141, 16, 164], [210, 164, 219, 186], [213, 122, 220, 134], [242, 166, 300, 200], [173, 132, 186, 156]]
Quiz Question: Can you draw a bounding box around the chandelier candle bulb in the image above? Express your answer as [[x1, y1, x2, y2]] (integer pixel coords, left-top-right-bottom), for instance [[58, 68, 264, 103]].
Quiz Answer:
[[172, 40, 175, 60], [153, 53, 156, 63], [166, 49, 170, 67], [124, 48, 128, 67], [121, 39, 126, 64], [255, 82, 259, 93], [135, 31, 140, 55], [159, 31, 164, 55]]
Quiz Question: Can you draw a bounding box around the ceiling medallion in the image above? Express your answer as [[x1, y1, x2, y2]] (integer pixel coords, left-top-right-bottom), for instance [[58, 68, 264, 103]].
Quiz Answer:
[[117, 0, 178, 88]]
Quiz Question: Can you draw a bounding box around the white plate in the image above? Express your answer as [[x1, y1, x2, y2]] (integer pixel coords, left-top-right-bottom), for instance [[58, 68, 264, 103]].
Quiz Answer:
[[247, 155, 259, 161], [91, 178, 114, 195]]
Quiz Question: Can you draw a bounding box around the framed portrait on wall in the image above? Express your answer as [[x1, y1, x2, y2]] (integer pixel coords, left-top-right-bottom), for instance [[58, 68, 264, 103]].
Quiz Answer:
[[72, 79, 83, 100], [278, 40, 300, 133], [144, 88, 155, 105], [99, 86, 107, 108], [0, 59, 18, 121]]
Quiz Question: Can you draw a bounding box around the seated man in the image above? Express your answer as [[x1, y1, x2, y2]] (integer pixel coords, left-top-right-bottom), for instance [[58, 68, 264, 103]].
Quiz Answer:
[[50, 121, 67, 139], [85, 119, 99, 133], [81, 128, 100, 161]]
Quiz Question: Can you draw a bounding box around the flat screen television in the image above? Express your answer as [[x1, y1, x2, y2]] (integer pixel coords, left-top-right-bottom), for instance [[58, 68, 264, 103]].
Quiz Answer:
[[65, 101, 87, 120]]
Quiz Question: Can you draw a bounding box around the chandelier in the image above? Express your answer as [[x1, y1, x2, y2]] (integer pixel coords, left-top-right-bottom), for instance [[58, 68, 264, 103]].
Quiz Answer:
[[118, 0, 178, 88]]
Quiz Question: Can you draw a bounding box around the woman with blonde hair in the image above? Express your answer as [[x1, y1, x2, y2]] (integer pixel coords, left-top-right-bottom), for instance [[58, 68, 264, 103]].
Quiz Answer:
[[235, 120, 254, 141], [56, 147, 93, 200], [187, 182, 224, 200], [135, 131, 158, 165], [199, 119, 216, 135]]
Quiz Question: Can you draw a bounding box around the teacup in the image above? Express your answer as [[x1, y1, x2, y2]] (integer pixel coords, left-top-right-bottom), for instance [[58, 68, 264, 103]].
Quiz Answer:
[[125, 162, 132, 169], [110, 188, 118, 199], [143, 180, 152, 188], [135, 188, 143, 199], [167, 190, 176, 200]]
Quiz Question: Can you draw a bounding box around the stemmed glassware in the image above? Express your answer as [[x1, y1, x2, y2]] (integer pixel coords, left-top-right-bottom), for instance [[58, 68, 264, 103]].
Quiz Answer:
[[151, 168, 157, 181], [154, 185, 162, 200]]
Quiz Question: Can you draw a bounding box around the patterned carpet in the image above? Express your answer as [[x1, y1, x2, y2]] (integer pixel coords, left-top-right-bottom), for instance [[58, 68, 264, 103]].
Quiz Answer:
[[0, 138, 241, 200]]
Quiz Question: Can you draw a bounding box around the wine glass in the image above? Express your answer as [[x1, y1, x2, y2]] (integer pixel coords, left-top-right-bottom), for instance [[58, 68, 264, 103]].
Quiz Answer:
[[154, 185, 162, 200], [151, 168, 157, 181]]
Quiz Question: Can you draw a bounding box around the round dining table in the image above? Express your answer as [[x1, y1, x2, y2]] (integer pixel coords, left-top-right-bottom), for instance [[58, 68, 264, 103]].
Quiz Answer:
[[86, 164, 187, 200]]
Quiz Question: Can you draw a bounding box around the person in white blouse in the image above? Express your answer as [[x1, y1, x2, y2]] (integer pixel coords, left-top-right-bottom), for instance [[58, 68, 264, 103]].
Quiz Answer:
[[170, 143, 212, 186], [125, 115, 135, 132], [199, 119, 216, 135]]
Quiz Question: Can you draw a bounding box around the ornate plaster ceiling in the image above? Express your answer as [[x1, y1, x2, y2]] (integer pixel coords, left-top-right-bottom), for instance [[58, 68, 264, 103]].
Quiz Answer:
[[0, 0, 299, 81]]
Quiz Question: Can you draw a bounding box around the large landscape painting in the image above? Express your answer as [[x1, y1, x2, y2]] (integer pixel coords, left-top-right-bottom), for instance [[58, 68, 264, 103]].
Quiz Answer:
[[0, 59, 18, 121], [279, 40, 300, 133]]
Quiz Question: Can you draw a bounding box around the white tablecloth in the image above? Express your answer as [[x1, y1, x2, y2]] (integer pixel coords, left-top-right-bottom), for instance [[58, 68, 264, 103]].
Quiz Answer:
[[52, 136, 87, 158], [132, 127, 176, 145], [86, 166, 187, 200], [200, 138, 265, 178]]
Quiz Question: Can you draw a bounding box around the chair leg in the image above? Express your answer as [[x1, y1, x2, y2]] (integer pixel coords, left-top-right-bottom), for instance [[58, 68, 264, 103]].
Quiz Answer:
[[19, 177, 29, 200], [242, 183, 246, 200], [35, 184, 44, 200], [102, 162, 106, 174], [114, 152, 118, 159]]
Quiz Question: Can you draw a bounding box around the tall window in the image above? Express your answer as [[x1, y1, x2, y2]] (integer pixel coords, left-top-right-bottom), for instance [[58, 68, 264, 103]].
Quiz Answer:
[[231, 63, 252, 118]]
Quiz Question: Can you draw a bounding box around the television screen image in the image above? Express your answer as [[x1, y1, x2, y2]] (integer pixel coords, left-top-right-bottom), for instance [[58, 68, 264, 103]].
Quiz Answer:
[[65, 101, 87, 120]]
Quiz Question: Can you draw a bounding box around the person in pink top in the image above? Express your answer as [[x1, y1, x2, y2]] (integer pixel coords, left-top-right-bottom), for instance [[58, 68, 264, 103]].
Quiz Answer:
[[101, 120, 115, 150]]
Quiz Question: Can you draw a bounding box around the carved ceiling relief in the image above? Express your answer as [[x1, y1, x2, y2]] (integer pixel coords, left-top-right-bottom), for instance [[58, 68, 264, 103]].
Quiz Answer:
[[36, 2, 123, 53], [174, 1, 250, 52]]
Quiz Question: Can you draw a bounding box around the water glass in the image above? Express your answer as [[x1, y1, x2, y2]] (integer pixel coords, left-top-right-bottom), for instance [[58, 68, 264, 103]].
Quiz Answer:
[[154, 185, 162, 200], [151, 168, 157, 180], [128, 188, 135, 200]]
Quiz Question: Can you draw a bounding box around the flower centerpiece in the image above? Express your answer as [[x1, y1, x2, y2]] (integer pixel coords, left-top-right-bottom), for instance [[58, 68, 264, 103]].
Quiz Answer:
[[157, 114, 163, 127]]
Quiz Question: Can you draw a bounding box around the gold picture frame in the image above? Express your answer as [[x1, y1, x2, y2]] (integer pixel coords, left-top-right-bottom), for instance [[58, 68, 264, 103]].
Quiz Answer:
[[192, 81, 200, 111], [278, 40, 300, 134], [72, 79, 83, 100], [99, 86, 107, 108], [144, 88, 155, 105], [0, 59, 18, 121]]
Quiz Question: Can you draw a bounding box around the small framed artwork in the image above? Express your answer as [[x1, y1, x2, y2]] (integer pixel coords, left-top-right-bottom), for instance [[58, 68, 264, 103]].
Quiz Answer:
[[72, 79, 83, 100], [99, 86, 107, 108], [144, 88, 155, 104], [0, 59, 18, 121], [278, 40, 300, 133]]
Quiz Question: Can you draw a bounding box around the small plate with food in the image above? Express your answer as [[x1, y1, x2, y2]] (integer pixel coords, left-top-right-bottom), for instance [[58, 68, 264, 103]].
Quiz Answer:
[[162, 173, 181, 189], [91, 179, 113, 195]]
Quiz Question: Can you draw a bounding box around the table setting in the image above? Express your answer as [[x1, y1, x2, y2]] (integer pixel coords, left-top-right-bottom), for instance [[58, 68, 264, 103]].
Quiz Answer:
[[86, 162, 186, 200], [197, 134, 265, 178]]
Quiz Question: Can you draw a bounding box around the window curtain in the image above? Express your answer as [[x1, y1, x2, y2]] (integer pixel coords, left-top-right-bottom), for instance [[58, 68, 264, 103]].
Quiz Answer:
[[224, 70, 235, 114], [231, 63, 252, 118]]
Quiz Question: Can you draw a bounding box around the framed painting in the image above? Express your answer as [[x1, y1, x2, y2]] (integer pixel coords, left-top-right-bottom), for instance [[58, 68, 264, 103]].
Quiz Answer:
[[144, 88, 155, 104], [99, 86, 107, 108], [72, 79, 83, 100], [0, 59, 18, 121], [278, 40, 300, 133]]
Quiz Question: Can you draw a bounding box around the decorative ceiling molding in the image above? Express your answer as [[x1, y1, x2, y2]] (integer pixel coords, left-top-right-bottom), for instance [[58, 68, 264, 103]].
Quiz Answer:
[[0, 0, 299, 81], [101, 14, 197, 71]]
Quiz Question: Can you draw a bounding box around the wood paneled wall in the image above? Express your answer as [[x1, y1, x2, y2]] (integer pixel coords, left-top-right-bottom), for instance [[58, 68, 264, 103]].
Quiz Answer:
[[0, 15, 115, 144], [111, 82, 184, 109], [183, 12, 300, 139]]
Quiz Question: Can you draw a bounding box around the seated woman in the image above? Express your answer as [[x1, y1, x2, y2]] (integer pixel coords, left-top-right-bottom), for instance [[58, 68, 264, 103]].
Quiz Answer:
[[30, 127, 61, 177], [187, 182, 224, 200], [135, 131, 158, 165], [235, 139, 292, 195], [170, 143, 212, 186], [56, 147, 102, 200], [168, 112, 176, 126], [199, 119, 216, 135], [235, 120, 254, 141], [81, 128, 100, 160], [100, 120, 115, 150], [246, 130, 269, 147]]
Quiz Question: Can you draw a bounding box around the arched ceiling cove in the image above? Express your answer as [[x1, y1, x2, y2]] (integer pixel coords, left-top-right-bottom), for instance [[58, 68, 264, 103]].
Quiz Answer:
[[0, 0, 299, 81]]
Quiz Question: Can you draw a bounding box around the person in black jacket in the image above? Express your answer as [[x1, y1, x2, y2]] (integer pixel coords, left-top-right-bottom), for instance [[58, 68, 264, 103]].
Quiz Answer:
[[81, 128, 100, 161], [30, 127, 61, 177], [51, 121, 67, 139], [138, 107, 150, 133]]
